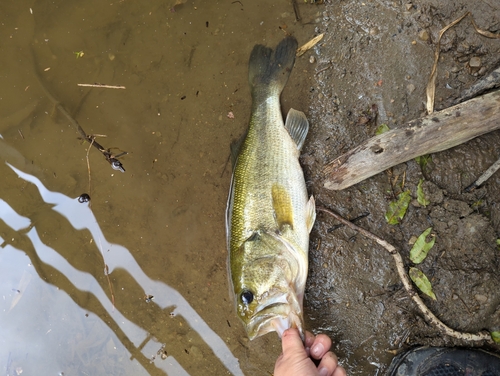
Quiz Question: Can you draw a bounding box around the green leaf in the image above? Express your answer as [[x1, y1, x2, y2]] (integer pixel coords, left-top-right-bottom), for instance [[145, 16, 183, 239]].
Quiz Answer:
[[375, 124, 390, 135], [385, 190, 411, 225], [410, 227, 436, 264], [491, 331, 500, 344], [417, 179, 430, 207], [415, 155, 432, 170], [409, 267, 436, 300]]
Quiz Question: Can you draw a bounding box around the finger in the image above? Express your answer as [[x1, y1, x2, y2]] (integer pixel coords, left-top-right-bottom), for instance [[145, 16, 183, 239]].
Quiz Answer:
[[317, 351, 339, 376], [310, 334, 332, 359], [281, 328, 307, 357], [304, 331, 316, 348], [333, 365, 347, 376], [304, 331, 316, 356]]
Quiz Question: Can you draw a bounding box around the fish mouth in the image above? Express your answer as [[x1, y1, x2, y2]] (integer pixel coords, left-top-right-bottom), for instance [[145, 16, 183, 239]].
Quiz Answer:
[[245, 294, 304, 340]]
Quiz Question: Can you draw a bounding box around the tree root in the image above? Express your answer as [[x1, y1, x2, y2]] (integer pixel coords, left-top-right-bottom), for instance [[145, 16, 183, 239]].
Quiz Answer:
[[317, 206, 493, 343]]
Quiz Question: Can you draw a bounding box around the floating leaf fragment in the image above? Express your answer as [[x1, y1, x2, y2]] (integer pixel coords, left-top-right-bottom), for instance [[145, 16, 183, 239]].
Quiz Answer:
[[409, 267, 436, 300], [417, 179, 430, 207], [385, 190, 411, 225], [410, 227, 435, 264], [491, 331, 500, 344], [375, 123, 390, 135]]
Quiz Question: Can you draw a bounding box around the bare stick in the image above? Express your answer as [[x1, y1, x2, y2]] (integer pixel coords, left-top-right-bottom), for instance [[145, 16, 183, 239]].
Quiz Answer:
[[317, 206, 492, 342], [77, 83, 126, 89], [323, 90, 500, 190], [465, 155, 500, 192]]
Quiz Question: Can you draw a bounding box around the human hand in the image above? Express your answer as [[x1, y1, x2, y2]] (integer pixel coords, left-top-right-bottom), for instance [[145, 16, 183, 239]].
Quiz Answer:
[[274, 328, 346, 376]]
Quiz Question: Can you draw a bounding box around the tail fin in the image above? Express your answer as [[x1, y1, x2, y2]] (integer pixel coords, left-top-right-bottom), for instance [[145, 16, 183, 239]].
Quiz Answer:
[[248, 36, 298, 97]]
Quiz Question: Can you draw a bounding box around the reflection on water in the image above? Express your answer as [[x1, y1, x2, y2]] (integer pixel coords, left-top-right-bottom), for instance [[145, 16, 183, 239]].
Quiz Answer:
[[1, 163, 243, 375]]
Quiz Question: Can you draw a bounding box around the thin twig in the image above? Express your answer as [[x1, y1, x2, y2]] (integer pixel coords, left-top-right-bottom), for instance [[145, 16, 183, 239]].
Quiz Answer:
[[464, 155, 500, 192], [105, 264, 116, 309], [77, 83, 126, 89], [291, 0, 301, 22], [317, 206, 492, 342], [426, 12, 469, 114], [86, 137, 95, 206], [315, 63, 333, 75], [30, 47, 127, 171]]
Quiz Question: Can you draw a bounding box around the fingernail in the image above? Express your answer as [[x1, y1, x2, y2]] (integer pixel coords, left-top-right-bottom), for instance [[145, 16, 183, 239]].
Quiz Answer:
[[311, 343, 325, 357], [318, 367, 329, 376]]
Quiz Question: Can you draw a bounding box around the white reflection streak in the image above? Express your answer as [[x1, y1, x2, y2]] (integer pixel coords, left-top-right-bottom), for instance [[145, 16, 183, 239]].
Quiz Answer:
[[0, 199, 31, 231], [0, 203, 188, 376], [6, 163, 244, 376]]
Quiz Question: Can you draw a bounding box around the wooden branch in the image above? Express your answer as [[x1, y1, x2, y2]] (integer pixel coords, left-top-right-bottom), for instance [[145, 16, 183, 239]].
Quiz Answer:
[[317, 206, 493, 343], [323, 90, 500, 190]]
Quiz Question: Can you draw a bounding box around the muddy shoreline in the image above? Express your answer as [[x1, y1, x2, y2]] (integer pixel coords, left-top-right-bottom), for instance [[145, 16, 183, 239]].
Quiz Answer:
[[298, 0, 500, 374]]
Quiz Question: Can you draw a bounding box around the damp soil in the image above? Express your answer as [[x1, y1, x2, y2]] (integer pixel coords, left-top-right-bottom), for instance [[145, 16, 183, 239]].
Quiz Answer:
[[0, 0, 499, 375], [301, 0, 500, 374]]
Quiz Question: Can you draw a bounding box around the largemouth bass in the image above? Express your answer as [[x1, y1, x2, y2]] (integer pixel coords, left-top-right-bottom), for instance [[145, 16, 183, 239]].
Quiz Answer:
[[226, 36, 316, 340]]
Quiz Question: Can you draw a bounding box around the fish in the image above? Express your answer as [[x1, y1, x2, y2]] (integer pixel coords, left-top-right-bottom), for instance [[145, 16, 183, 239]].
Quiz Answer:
[[226, 36, 316, 340]]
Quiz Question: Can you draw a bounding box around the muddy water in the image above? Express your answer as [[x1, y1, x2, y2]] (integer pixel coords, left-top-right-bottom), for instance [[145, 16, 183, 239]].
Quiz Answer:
[[0, 0, 322, 375]]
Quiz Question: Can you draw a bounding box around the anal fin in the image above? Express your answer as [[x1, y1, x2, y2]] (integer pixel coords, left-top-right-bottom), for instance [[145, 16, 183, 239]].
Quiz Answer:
[[305, 196, 316, 233]]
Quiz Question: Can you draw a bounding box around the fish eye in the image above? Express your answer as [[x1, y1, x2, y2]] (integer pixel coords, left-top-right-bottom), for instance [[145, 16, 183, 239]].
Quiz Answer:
[[240, 290, 254, 305]]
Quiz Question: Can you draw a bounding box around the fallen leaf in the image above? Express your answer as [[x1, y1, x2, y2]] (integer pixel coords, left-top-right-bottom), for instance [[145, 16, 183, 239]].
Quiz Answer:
[[409, 227, 435, 264], [409, 267, 436, 300], [385, 190, 411, 225], [375, 124, 390, 135], [491, 331, 500, 344], [417, 179, 430, 207], [415, 155, 432, 171]]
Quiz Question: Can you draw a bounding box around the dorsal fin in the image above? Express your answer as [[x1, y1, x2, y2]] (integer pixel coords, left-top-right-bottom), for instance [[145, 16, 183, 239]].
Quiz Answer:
[[284, 109, 309, 150]]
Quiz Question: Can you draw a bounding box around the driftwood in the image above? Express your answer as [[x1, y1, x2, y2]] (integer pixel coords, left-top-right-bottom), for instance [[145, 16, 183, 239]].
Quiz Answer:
[[323, 89, 500, 190]]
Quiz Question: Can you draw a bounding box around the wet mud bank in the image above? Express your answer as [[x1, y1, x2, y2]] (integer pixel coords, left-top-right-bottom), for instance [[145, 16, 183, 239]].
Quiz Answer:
[[302, 0, 500, 374]]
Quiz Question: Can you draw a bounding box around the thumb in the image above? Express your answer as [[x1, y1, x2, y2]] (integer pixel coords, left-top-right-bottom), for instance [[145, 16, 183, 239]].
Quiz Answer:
[[281, 328, 306, 357]]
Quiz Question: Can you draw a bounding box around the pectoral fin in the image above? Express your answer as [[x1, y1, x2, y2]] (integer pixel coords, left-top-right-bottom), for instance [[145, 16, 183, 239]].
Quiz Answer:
[[305, 196, 316, 233], [272, 184, 294, 231], [284, 108, 309, 151]]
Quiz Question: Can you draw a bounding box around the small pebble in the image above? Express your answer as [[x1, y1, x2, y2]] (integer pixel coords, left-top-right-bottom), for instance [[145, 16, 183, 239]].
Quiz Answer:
[[469, 56, 481, 68], [418, 29, 429, 42], [309, 55, 316, 64], [474, 294, 488, 303]]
